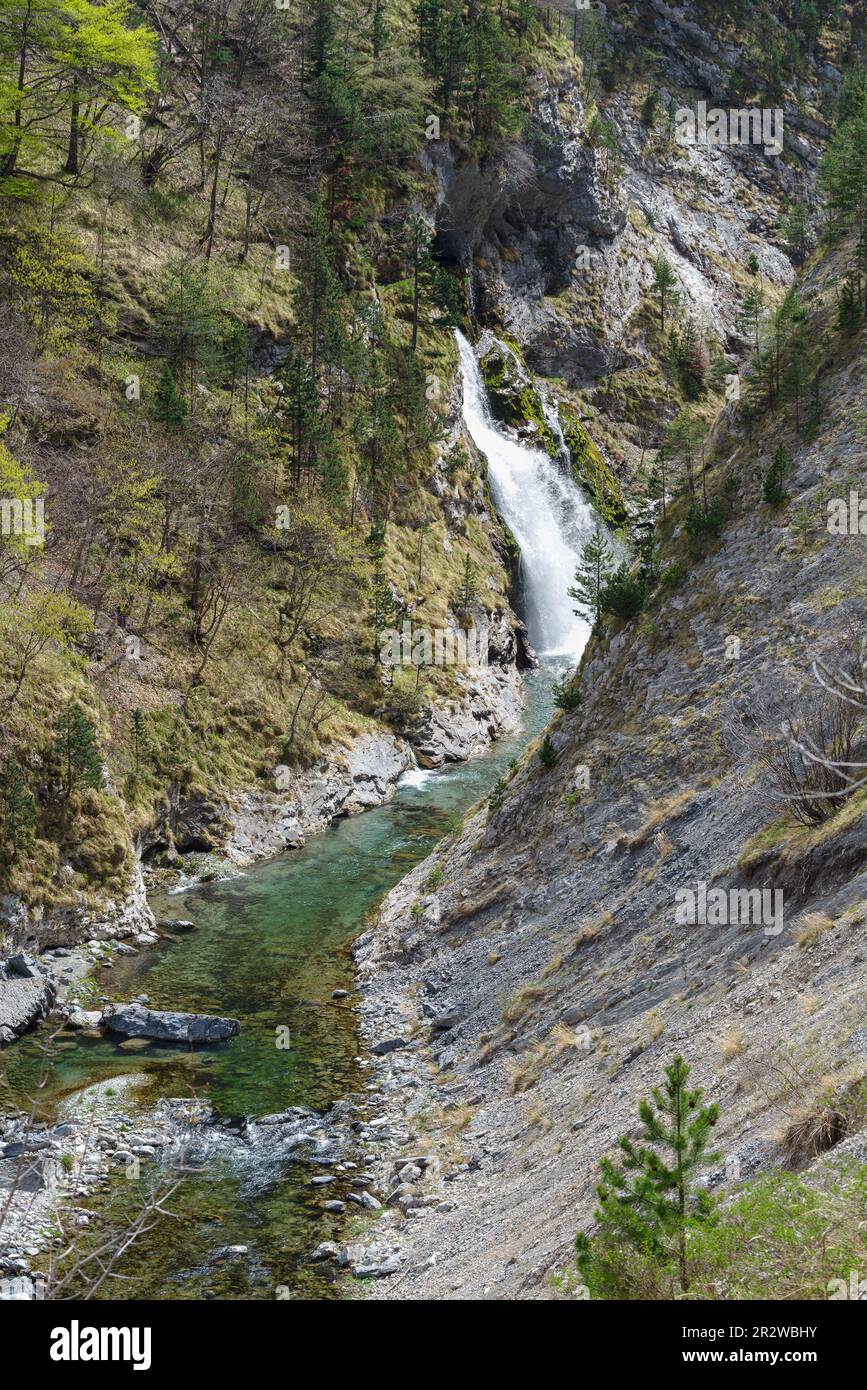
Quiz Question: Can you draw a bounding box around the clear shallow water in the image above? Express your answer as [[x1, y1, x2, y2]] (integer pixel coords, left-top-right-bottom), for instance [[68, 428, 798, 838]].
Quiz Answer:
[[1, 333, 602, 1297], [0, 669, 562, 1300]]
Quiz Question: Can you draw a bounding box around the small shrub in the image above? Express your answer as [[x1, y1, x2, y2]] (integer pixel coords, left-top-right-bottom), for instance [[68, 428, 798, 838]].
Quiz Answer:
[[599, 563, 648, 620], [488, 775, 508, 809], [719, 1029, 745, 1061], [795, 911, 834, 948], [659, 558, 687, 588], [781, 1106, 847, 1167], [684, 499, 725, 556], [502, 983, 545, 1025], [552, 674, 581, 711], [538, 735, 560, 769], [763, 446, 791, 506]]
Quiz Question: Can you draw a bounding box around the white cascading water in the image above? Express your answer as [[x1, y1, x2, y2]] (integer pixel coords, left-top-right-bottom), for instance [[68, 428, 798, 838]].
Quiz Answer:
[[455, 329, 601, 659]]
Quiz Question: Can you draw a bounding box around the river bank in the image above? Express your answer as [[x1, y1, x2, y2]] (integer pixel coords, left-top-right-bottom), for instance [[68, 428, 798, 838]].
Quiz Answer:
[[1, 321, 602, 1298], [0, 667, 561, 1299]]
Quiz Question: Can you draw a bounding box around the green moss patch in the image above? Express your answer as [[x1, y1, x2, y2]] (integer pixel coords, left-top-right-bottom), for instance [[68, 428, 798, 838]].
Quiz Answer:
[[559, 408, 628, 528]]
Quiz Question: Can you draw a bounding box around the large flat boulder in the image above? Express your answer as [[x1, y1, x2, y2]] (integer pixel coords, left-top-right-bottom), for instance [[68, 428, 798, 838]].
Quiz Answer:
[[101, 1003, 240, 1044]]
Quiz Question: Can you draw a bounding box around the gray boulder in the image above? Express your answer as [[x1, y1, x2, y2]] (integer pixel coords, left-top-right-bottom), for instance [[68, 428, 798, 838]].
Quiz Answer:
[[101, 1003, 240, 1044], [6, 954, 40, 979], [0, 965, 56, 1045]]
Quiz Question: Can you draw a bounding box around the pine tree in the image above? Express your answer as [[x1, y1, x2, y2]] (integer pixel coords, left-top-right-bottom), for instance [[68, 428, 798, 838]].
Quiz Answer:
[[0, 754, 36, 862], [837, 276, 863, 336], [569, 524, 615, 627], [53, 701, 104, 797], [763, 445, 791, 505], [632, 503, 659, 584], [152, 361, 187, 428], [737, 277, 765, 352], [538, 733, 559, 769], [780, 199, 810, 264], [664, 409, 706, 499], [365, 522, 397, 641], [576, 1056, 720, 1295], [455, 552, 479, 610], [820, 83, 867, 307], [277, 347, 325, 487], [651, 254, 678, 330]]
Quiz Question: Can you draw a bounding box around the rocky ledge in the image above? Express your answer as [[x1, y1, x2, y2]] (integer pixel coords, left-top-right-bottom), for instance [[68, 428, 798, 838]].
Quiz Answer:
[[0, 955, 56, 1046]]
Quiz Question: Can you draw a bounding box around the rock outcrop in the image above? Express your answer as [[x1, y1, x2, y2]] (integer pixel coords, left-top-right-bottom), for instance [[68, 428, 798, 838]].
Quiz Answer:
[[0, 955, 56, 1046], [101, 1004, 240, 1044]]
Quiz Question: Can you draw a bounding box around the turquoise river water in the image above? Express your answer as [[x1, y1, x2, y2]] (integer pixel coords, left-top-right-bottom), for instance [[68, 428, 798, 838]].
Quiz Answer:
[[0, 667, 560, 1299]]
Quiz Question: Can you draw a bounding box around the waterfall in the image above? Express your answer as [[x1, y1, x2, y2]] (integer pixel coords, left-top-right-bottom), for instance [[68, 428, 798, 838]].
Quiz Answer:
[[455, 329, 603, 659]]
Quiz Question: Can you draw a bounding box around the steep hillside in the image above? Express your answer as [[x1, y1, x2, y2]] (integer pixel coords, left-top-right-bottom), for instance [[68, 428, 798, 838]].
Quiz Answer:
[[343, 2, 867, 1298], [353, 251, 867, 1296]]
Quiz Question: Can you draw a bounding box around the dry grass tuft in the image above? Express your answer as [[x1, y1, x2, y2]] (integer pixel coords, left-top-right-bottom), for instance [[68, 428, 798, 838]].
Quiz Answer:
[[781, 1106, 848, 1167], [628, 789, 695, 850], [501, 983, 546, 1025], [719, 1028, 746, 1061], [795, 911, 835, 948]]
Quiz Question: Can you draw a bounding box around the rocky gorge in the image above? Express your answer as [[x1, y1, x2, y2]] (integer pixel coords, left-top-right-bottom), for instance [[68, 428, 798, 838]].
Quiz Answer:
[[1, 0, 866, 1307]]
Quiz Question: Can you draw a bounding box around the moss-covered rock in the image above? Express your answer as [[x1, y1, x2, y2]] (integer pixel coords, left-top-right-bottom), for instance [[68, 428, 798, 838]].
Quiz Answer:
[[478, 341, 557, 454], [559, 407, 628, 529]]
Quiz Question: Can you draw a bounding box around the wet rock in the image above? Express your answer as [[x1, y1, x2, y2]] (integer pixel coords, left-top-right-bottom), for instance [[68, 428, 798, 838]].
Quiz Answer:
[[352, 1254, 401, 1278], [5, 954, 40, 979], [0, 1274, 43, 1300], [101, 1003, 240, 1044], [67, 1010, 103, 1030], [309, 1241, 340, 1263]]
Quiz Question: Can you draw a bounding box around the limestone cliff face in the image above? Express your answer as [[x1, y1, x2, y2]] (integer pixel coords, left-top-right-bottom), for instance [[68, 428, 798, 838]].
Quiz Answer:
[[352, 10, 867, 1299], [431, 0, 828, 469]]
